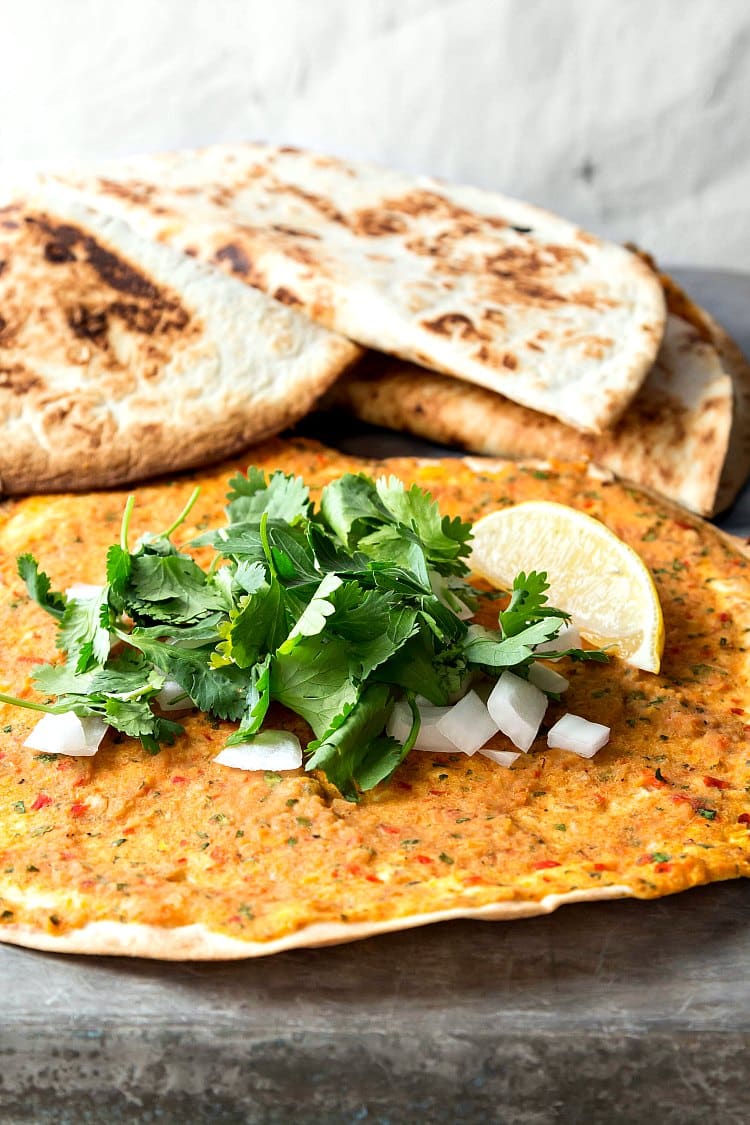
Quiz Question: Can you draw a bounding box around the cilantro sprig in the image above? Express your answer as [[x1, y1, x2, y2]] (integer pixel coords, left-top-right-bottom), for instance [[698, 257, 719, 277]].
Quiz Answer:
[[1, 469, 605, 799]]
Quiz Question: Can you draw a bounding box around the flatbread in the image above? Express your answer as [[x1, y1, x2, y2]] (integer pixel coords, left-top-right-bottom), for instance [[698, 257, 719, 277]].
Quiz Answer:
[[325, 274, 750, 516], [0, 188, 360, 493], [48, 143, 666, 433], [0, 439, 748, 959]]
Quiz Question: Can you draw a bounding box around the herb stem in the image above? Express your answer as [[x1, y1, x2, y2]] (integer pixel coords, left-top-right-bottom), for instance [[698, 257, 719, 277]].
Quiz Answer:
[[0, 692, 59, 715], [120, 495, 136, 552], [259, 512, 277, 578], [162, 487, 201, 540]]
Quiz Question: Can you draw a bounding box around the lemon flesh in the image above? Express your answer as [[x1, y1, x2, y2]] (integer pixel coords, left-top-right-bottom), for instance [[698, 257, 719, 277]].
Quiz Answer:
[[469, 501, 664, 673]]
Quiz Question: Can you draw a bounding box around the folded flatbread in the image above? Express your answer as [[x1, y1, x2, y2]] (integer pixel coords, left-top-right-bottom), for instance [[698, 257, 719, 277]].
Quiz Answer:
[[0, 439, 748, 959], [49, 143, 666, 434], [326, 274, 750, 516], [0, 189, 360, 493]]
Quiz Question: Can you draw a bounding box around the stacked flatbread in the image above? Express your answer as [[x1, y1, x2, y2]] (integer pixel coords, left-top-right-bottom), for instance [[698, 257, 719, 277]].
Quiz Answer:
[[326, 269, 750, 516], [1, 143, 748, 510]]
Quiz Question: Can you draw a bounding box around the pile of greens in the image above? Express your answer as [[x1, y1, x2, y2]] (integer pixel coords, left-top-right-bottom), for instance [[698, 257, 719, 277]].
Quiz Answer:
[[2, 468, 604, 799]]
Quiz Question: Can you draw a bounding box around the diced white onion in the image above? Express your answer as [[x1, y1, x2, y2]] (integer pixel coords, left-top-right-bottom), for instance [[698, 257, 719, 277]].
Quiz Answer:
[[24, 712, 108, 757], [534, 622, 582, 656], [547, 713, 610, 758], [478, 746, 521, 768], [65, 583, 104, 601], [387, 700, 457, 754], [527, 662, 570, 694], [155, 679, 194, 711], [436, 690, 499, 756], [487, 671, 547, 752], [214, 730, 303, 772]]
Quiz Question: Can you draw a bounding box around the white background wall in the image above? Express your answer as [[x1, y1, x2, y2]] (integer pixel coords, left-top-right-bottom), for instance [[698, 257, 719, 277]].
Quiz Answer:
[[1, 0, 748, 268]]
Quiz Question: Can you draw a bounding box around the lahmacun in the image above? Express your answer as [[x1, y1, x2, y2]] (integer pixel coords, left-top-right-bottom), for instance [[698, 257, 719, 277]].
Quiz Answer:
[[0, 440, 748, 960]]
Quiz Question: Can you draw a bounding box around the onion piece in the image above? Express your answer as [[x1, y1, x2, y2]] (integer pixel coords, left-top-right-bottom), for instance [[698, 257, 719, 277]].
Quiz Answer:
[[547, 713, 610, 758], [154, 679, 194, 711], [436, 690, 499, 756], [65, 583, 104, 601], [527, 662, 570, 694], [24, 712, 108, 757], [214, 730, 303, 772], [487, 671, 547, 752], [534, 622, 582, 656], [387, 701, 456, 754], [478, 747, 521, 768]]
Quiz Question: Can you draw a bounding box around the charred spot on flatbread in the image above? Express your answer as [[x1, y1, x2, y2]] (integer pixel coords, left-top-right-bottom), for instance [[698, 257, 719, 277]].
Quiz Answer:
[[272, 287, 303, 308], [421, 312, 488, 342]]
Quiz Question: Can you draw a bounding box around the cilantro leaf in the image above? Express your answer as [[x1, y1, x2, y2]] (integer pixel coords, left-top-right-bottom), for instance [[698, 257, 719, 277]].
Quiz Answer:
[[373, 627, 465, 705], [105, 545, 132, 606], [327, 585, 418, 680], [124, 554, 225, 624], [225, 655, 272, 744], [17, 554, 67, 620], [124, 635, 247, 720], [57, 589, 112, 673], [463, 618, 565, 667], [270, 634, 360, 739], [306, 523, 375, 577], [32, 662, 96, 697], [213, 576, 285, 669], [498, 571, 569, 637], [357, 525, 430, 586], [102, 699, 182, 754], [375, 476, 472, 573], [319, 473, 388, 547], [305, 684, 394, 800], [280, 573, 342, 650], [227, 468, 310, 524]]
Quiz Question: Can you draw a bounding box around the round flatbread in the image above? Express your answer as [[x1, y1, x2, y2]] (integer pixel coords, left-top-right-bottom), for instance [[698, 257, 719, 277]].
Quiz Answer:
[[0, 439, 748, 959], [0, 189, 360, 493], [50, 143, 666, 433], [325, 272, 749, 517]]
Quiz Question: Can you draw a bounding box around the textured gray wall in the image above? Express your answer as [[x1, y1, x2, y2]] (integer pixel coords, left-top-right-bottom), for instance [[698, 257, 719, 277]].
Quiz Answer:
[[1, 0, 748, 267]]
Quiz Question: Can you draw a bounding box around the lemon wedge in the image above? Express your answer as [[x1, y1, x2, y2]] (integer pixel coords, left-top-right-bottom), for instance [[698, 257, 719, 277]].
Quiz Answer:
[[469, 501, 664, 673]]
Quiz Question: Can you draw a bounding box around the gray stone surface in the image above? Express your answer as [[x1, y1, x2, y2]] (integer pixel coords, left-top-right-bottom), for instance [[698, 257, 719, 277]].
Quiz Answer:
[[1, 269, 748, 1124]]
